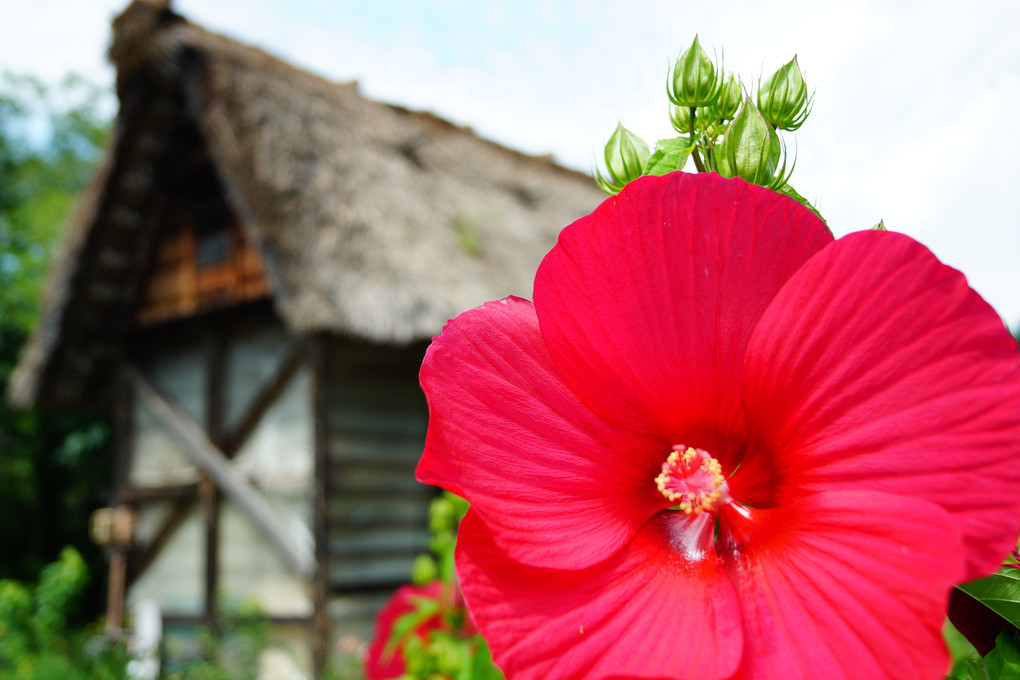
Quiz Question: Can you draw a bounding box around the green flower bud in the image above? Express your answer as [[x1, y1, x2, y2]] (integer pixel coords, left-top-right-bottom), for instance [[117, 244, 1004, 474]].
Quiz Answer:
[[429, 496, 454, 535], [710, 97, 787, 188], [757, 56, 812, 131], [668, 36, 723, 108], [595, 122, 650, 194], [668, 104, 715, 135], [411, 554, 438, 585], [403, 636, 429, 675], [707, 74, 742, 121], [434, 635, 465, 675], [669, 105, 695, 134]]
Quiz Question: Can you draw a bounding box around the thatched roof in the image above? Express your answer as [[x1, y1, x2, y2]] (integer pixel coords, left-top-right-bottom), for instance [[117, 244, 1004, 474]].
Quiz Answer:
[[9, 0, 606, 409]]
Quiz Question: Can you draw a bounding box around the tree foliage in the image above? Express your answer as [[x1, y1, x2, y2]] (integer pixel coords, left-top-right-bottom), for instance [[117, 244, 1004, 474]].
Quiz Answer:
[[0, 547, 129, 680], [0, 72, 112, 620]]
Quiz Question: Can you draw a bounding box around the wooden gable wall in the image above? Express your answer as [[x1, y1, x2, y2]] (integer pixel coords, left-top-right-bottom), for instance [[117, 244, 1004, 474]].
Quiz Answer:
[[134, 120, 270, 326]]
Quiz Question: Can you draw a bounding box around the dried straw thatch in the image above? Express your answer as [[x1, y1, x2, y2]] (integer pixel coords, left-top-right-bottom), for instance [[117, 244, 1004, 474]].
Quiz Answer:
[[9, 0, 606, 409]]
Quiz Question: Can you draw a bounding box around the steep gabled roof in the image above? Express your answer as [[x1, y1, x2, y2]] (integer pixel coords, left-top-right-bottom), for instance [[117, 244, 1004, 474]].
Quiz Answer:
[[9, 0, 605, 408]]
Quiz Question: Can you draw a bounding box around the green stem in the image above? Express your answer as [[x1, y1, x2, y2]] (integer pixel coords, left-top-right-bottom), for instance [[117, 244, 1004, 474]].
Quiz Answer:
[[692, 149, 706, 173], [689, 106, 706, 173]]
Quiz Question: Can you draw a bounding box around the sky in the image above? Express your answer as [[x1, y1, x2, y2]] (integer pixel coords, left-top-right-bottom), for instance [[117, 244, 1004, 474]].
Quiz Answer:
[[2, 0, 1019, 329]]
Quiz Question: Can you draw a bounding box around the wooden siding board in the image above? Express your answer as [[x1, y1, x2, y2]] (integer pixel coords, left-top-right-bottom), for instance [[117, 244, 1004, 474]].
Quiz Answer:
[[323, 338, 432, 643]]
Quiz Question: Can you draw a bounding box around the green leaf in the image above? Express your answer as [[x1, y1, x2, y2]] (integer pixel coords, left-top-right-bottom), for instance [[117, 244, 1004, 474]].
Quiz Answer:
[[946, 617, 981, 678], [983, 631, 1020, 679], [467, 637, 505, 680], [642, 137, 694, 176], [958, 569, 1020, 630]]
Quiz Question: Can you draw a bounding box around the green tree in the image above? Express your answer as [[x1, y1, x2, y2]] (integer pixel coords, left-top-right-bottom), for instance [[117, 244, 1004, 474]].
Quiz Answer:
[[0, 72, 113, 621]]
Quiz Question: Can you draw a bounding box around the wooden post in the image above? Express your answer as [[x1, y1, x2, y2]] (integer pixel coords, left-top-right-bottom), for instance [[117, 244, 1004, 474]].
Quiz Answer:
[[106, 550, 127, 634], [112, 366, 134, 498], [103, 505, 135, 635], [200, 476, 220, 633], [311, 335, 330, 677], [203, 329, 226, 634], [106, 367, 133, 635]]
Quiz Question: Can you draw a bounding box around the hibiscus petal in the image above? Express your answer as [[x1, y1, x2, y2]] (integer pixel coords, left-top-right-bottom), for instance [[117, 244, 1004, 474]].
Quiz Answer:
[[741, 230, 1020, 578], [722, 491, 962, 680], [457, 510, 743, 680], [534, 173, 832, 462], [417, 297, 668, 570]]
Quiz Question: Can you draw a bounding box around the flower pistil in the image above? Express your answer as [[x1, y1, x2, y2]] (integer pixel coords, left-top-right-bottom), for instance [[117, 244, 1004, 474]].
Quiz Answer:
[[655, 445, 727, 514]]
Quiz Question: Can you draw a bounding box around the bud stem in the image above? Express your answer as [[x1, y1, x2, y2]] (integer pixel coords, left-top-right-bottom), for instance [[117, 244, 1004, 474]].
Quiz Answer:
[[688, 107, 707, 173]]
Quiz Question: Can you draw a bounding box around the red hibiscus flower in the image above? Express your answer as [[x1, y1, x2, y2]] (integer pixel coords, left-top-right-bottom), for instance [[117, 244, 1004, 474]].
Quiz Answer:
[[365, 580, 479, 679], [364, 582, 446, 679], [416, 172, 1020, 680]]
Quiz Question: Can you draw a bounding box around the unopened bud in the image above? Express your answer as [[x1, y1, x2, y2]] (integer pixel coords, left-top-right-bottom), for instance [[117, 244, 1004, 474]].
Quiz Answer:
[[668, 36, 723, 108], [668, 105, 703, 134], [429, 495, 454, 535], [595, 122, 650, 194], [432, 636, 463, 675], [707, 74, 742, 121], [757, 56, 812, 131], [411, 554, 438, 585], [711, 97, 786, 188]]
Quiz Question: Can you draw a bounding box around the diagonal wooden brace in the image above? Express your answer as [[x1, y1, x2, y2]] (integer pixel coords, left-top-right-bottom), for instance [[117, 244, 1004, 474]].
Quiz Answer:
[[128, 366, 316, 578]]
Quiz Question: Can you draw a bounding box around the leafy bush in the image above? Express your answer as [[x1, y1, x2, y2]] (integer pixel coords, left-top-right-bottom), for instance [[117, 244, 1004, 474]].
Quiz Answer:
[[0, 547, 128, 680]]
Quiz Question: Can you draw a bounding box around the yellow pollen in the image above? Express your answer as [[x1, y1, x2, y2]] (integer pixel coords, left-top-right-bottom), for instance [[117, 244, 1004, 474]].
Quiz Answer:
[[655, 446, 727, 514]]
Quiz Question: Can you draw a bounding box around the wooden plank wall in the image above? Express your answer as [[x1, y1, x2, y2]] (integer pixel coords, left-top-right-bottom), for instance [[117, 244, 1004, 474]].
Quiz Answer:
[[323, 338, 435, 650]]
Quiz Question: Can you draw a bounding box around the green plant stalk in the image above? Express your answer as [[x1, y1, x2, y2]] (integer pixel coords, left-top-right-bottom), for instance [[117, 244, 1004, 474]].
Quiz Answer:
[[689, 107, 707, 173]]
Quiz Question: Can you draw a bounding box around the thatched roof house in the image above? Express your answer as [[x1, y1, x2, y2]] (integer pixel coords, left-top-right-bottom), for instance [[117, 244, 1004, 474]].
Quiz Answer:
[[9, 0, 603, 409], [9, 1, 605, 676]]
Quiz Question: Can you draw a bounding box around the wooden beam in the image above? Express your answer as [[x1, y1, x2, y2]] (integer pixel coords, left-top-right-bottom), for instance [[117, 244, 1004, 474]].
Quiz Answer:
[[161, 614, 313, 626], [128, 366, 316, 578], [331, 580, 410, 596], [120, 482, 199, 503], [220, 340, 308, 456]]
